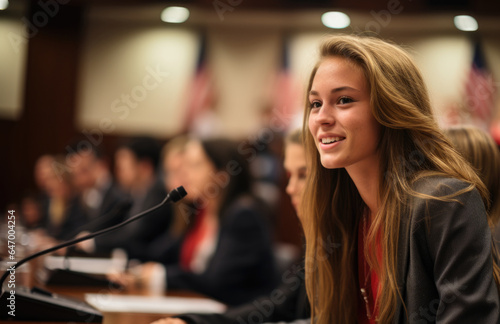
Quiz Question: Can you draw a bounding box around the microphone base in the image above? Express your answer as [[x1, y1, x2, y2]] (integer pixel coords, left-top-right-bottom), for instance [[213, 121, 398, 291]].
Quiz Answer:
[[0, 286, 103, 322], [42, 268, 123, 290]]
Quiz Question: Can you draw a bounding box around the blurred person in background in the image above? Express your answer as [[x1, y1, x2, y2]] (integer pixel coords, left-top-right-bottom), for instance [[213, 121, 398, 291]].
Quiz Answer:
[[111, 138, 278, 306], [34, 154, 56, 196], [19, 193, 44, 230], [150, 129, 310, 324], [444, 126, 500, 244], [21, 155, 57, 231], [38, 155, 87, 243], [77, 136, 172, 258], [67, 141, 128, 233], [248, 104, 286, 217], [126, 135, 192, 262], [162, 136, 190, 195]]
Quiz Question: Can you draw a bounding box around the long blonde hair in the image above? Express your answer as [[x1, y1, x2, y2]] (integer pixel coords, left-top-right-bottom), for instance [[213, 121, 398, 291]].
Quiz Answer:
[[301, 35, 497, 323]]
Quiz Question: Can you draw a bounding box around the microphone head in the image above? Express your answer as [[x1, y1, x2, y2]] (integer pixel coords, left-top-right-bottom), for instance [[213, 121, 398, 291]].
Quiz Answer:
[[169, 186, 187, 202]]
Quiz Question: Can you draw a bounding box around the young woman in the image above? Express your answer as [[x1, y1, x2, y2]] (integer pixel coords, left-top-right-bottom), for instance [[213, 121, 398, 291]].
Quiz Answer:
[[303, 35, 500, 323]]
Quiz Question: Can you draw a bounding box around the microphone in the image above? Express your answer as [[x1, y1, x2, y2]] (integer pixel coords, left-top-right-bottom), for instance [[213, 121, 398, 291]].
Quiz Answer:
[[76, 198, 134, 235], [52, 199, 134, 286], [0, 186, 187, 322]]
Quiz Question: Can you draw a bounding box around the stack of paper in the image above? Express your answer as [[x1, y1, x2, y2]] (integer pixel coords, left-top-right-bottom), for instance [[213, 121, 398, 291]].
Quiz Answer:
[[44, 256, 126, 275], [85, 294, 227, 314]]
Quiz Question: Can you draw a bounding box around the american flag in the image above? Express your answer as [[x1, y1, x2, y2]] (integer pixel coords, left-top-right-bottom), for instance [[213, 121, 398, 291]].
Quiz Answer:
[[181, 34, 216, 134], [271, 36, 301, 132], [465, 41, 496, 129]]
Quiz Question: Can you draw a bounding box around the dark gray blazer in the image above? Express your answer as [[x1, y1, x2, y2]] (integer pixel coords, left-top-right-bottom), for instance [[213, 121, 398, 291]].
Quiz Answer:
[[393, 176, 500, 323], [175, 261, 309, 324]]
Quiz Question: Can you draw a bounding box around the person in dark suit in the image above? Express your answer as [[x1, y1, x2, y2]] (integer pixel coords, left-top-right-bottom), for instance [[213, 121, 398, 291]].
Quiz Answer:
[[126, 135, 192, 262], [302, 35, 499, 324], [112, 138, 278, 306], [66, 142, 128, 234], [153, 130, 310, 324], [77, 137, 172, 258]]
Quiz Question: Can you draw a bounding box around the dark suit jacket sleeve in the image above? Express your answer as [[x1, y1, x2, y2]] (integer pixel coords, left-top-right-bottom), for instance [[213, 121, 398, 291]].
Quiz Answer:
[[165, 204, 277, 306], [58, 197, 89, 240], [175, 263, 308, 324], [94, 179, 170, 256], [412, 178, 499, 323], [86, 184, 129, 233], [133, 180, 171, 244]]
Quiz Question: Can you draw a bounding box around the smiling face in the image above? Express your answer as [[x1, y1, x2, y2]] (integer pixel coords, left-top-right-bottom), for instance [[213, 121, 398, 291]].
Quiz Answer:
[[308, 56, 381, 173]]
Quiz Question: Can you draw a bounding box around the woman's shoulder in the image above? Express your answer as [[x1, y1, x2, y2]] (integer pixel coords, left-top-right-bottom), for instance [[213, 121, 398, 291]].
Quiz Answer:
[[226, 194, 268, 213], [408, 174, 485, 221], [411, 175, 474, 196], [221, 194, 271, 225]]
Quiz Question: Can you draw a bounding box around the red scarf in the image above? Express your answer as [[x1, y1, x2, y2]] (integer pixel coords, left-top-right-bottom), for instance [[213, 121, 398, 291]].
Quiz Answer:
[[180, 208, 208, 271]]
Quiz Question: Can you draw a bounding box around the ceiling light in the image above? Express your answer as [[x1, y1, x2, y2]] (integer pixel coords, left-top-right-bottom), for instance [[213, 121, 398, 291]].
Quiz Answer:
[[0, 0, 9, 10], [161, 6, 190, 24], [321, 11, 350, 29], [454, 15, 478, 32]]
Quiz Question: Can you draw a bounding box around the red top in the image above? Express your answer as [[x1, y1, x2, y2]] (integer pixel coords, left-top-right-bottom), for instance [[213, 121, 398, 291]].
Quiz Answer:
[[357, 215, 382, 324], [180, 208, 207, 271]]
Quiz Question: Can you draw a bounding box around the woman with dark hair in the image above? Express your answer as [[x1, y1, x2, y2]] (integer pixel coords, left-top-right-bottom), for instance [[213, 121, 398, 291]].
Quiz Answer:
[[113, 138, 278, 306], [302, 35, 500, 323]]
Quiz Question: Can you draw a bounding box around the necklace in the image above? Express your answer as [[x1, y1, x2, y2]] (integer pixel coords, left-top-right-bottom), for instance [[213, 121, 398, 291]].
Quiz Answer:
[[360, 212, 372, 319]]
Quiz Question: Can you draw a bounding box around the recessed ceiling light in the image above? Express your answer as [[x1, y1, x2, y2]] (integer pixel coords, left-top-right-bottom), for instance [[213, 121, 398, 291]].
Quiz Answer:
[[454, 15, 478, 32], [321, 11, 350, 29], [161, 6, 190, 24], [0, 0, 9, 10]]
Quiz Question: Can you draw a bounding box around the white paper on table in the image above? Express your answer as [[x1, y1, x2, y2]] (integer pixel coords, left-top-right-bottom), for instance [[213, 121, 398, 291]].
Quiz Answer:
[[44, 256, 127, 275], [85, 294, 227, 314]]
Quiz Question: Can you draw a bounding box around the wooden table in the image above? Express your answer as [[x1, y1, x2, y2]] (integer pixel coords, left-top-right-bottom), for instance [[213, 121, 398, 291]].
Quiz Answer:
[[8, 259, 214, 324], [10, 285, 208, 324]]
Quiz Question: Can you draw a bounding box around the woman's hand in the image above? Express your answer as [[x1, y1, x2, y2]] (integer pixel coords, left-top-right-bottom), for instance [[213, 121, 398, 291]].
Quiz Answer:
[[107, 269, 137, 289], [150, 318, 187, 324], [107, 262, 164, 291]]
